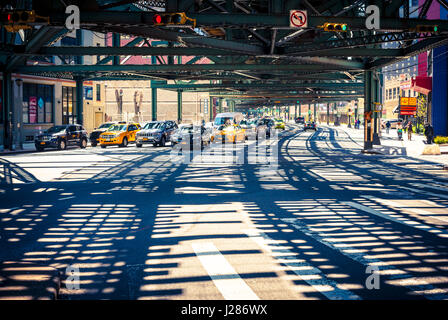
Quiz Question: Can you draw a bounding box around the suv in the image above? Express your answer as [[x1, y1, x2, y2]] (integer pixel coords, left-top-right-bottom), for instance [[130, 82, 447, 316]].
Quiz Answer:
[[35, 125, 88, 151], [89, 122, 116, 147], [136, 120, 178, 147]]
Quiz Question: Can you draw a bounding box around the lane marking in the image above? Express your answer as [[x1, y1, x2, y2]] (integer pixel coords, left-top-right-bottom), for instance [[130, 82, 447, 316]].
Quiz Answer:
[[369, 198, 448, 224], [346, 200, 448, 238], [192, 242, 259, 300], [281, 218, 448, 300], [243, 229, 361, 300], [408, 183, 448, 199]]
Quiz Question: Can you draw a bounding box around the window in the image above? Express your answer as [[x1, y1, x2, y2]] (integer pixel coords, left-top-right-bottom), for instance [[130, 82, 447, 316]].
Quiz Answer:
[[96, 84, 101, 101], [62, 86, 77, 124], [22, 83, 54, 124]]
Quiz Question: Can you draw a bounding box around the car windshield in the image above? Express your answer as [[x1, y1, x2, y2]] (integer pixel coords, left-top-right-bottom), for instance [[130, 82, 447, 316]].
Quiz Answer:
[[218, 125, 233, 131], [108, 124, 127, 132], [240, 120, 249, 125], [180, 126, 197, 133], [46, 126, 67, 134], [144, 122, 165, 130], [214, 117, 233, 126], [98, 123, 113, 129]]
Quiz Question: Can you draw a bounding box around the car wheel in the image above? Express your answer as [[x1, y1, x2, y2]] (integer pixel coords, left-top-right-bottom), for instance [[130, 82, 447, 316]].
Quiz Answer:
[[91, 142, 97, 147], [120, 137, 128, 148], [171, 142, 177, 148], [36, 145, 44, 152], [101, 145, 106, 149], [159, 136, 166, 147], [136, 143, 143, 148], [58, 139, 66, 150], [80, 138, 87, 149]]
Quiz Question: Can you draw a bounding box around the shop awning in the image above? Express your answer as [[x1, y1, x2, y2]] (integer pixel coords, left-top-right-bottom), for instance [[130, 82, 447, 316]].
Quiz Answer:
[[411, 76, 432, 95]]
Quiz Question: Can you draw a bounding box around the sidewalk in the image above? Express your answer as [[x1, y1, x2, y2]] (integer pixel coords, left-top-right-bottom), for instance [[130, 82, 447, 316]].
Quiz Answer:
[[337, 125, 448, 166], [0, 143, 36, 156]]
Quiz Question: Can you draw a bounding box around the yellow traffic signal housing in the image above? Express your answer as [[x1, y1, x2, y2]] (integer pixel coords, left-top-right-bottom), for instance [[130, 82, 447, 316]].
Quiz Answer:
[[153, 12, 196, 27], [322, 23, 348, 32], [1, 10, 48, 32], [415, 25, 439, 33]]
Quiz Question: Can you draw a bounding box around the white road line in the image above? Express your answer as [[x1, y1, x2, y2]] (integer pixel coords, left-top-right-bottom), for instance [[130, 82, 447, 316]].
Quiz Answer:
[[346, 199, 448, 238], [192, 242, 259, 300], [409, 183, 448, 197], [369, 198, 448, 224], [281, 217, 448, 300], [243, 229, 361, 300]]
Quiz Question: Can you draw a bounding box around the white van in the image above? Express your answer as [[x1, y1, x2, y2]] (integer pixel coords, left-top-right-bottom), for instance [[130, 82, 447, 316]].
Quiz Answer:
[[213, 112, 244, 128]]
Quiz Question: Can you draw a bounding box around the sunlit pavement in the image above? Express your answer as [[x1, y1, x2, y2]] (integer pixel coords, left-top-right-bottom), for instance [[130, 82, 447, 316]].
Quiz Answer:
[[1, 124, 448, 300]]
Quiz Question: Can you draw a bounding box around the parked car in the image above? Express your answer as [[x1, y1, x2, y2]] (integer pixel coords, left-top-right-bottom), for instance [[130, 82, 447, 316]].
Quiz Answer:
[[381, 118, 404, 129], [175, 125, 211, 150], [35, 124, 88, 151], [89, 122, 116, 147], [99, 122, 141, 148], [295, 116, 305, 124], [136, 120, 177, 147], [211, 124, 245, 144], [304, 122, 317, 131]]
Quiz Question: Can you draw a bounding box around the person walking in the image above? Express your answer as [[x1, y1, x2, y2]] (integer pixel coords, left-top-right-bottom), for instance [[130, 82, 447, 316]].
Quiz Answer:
[[424, 123, 434, 144], [397, 123, 403, 141], [407, 122, 413, 141], [386, 121, 391, 134]]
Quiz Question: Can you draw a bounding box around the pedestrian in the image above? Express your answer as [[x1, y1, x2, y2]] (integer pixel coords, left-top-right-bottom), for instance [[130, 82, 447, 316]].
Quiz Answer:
[[386, 121, 391, 134], [397, 123, 403, 141], [407, 122, 413, 141], [424, 123, 434, 144]]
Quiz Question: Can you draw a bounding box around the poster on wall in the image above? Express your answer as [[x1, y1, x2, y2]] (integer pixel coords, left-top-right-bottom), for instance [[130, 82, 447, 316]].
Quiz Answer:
[[84, 86, 93, 100], [29, 96, 37, 123]]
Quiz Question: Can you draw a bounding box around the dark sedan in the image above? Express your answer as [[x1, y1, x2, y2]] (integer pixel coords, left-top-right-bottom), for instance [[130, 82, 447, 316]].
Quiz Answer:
[[89, 122, 116, 147], [304, 122, 317, 131], [35, 125, 88, 151]]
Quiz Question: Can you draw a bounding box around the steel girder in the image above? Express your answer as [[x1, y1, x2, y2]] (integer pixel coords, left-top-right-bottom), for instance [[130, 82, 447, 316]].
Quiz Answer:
[[14, 63, 365, 73]]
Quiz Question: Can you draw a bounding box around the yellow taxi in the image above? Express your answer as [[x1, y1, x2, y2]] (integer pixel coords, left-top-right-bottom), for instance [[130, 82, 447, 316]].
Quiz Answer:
[[99, 122, 141, 148], [274, 118, 286, 130], [211, 124, 246, 144]]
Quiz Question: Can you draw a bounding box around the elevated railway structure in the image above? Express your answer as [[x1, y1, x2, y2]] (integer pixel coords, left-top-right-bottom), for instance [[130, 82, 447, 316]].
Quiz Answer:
[[1, 0, 448, 150]]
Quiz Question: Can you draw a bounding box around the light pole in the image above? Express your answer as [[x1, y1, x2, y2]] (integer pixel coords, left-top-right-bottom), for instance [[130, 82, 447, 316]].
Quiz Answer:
[[14, 78, 23, 150]]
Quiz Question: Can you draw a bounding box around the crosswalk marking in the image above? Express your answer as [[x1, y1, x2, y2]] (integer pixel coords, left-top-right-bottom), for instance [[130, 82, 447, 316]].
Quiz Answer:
[[281, 218, 448, 300], [244, 229, 362, 300], [192, 242, 259, 300]]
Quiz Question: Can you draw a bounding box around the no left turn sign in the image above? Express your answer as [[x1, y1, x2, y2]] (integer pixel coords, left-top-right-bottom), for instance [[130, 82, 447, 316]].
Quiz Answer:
[[290, 10, 307, 28]]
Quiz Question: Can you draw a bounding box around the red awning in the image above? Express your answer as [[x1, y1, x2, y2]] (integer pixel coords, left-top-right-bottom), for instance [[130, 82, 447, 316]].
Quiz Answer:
[[411, 76, 432, 95]]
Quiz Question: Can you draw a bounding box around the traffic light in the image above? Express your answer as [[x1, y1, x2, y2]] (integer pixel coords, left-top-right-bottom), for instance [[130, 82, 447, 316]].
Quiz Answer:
[[322, 23, 348, 32], [1, 10, 48, 32], [153, 13, 196, 27], [416, 25, 439, 33]]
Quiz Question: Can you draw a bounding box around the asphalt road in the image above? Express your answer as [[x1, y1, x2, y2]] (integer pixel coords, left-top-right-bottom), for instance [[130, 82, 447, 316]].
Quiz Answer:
[[1, 124, 448, 300]]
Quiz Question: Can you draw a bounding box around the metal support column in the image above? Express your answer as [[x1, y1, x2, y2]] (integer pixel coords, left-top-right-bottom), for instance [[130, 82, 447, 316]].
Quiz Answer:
[[294, 104, 297, 119], [372, 72, 381, 145], [152, 88, 157, 121], [177, 89, 182, 124], [2, 72, 12, 150], [218, 98, 223, 113], [75, 30, 84, 65], [299, 103, 301, 116], [327, 103, 330, 125], [364, 70, 373, 150], [75, 77, 84, 125], [314, 103, 317, 123], [112, 33, 120, 65]]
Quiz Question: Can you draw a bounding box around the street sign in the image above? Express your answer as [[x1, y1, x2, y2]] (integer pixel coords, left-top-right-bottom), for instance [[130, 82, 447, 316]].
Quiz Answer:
[[290, 10, 307, 28], [400, 97, 409, 106]]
